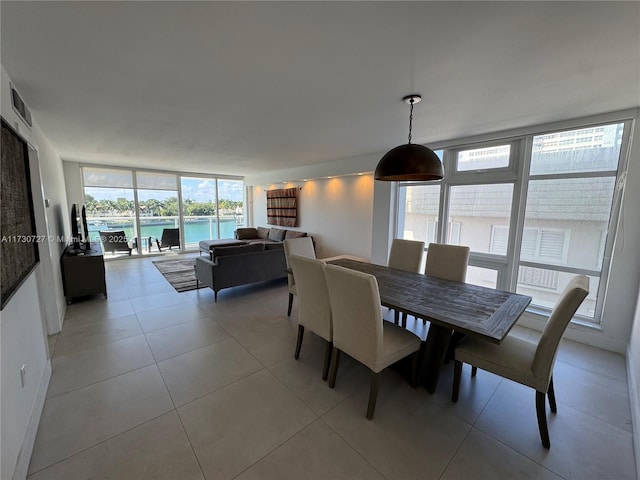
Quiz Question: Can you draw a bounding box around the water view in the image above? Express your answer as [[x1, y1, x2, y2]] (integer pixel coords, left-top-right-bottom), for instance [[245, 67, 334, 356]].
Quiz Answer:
[[87, 217, 240, 249]]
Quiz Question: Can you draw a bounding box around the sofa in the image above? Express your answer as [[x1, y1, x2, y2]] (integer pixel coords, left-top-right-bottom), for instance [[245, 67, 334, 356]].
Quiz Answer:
[[199, 226, 308, 258], [195, 242, 288, 301]]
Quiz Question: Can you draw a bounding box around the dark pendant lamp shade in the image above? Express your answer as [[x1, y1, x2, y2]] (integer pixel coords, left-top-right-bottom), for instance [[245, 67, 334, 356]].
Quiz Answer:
[[375, 144, 443, 181], [375, 94, 444, 182]]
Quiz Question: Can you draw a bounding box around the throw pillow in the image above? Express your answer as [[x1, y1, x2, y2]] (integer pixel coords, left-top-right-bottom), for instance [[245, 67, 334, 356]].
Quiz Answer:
[[268, 227, 286, 242], [285, 230, 307, 239], [236, 227, 258, 240], [257, 226, 270, 239]]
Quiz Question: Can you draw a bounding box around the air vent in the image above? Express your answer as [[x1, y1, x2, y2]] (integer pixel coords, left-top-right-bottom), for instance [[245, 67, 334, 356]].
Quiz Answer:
[[11, 85, 32, 128]]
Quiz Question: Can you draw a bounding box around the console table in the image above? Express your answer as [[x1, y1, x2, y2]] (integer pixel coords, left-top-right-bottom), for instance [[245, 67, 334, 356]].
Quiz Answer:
[[61, 242, 107, 304]]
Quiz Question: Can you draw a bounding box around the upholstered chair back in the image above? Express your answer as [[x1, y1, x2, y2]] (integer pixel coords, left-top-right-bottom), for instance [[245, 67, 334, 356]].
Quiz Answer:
[[425, 243, 470, 282], [323, 264, 383, 371], [289, 255, 331, 341], [387, 238, 425, 273], [532, 275, 589, 380], [284, 237, 316, 289]]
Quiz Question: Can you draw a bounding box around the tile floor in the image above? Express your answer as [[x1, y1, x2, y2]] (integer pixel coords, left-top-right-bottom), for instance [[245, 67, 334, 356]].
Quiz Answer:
[[29, 254, 636, 479]]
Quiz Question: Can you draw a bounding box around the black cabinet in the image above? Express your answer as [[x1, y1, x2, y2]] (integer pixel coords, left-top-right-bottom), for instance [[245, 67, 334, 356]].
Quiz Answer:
[[61, 242, 107, 304]]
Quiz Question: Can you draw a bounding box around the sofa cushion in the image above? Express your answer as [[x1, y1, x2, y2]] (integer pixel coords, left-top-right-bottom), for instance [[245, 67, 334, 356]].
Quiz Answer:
[[285, 230, 307, 239], [264, 242, 285, 250], [212, 242, 264, 260], [236, 227, 259, 240], [268, 227, 287, 242], [257, 226, 270, 239]]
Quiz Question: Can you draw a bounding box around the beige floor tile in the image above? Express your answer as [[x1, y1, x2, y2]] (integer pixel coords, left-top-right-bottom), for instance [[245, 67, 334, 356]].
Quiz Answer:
[[28, 412, 204, 480], [211, 304, 286, 336], [125, 278, 176, 299], [557, 337, 628, 381], [28, 365, 173, 474], [427, 361, 502, 425], [553, 360, 632, 432], [145, 317, 230, 361], [441, 429, 562, 480], [47, 334, 155, 398], [270, 335, 363, 415], [178, 369, 317, 480], [136, 301, 213, 333], [157, 338, 263, 406], [130, 290, 193, 313], [236, 419, 385, 480], [63, 298, 135, 327], [322, 372, 471, 480], [475, 380, 636, 479], [235, 316, 299, 366], [53, 314, 143, 356]]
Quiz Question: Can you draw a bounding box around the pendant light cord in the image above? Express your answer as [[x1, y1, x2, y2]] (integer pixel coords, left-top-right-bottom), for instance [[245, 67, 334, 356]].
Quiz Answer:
[[408, 99, 414, 144]]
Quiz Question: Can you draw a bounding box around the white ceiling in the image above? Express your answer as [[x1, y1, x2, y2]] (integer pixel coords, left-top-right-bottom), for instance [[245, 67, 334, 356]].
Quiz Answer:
[[1, 1, 638, 177]]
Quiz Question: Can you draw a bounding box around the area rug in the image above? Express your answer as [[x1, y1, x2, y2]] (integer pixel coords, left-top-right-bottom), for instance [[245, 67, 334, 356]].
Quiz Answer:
[[152, 258, 204, 293]]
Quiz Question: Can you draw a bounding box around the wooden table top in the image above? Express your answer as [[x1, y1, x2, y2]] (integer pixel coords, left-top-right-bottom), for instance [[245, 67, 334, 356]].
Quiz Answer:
[[327, 258, 532, 344]]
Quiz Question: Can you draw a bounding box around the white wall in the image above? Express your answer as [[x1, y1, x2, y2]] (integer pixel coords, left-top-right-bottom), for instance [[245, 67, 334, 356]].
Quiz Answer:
[[1, 65, 67, 480], [627, 286, 640, 480], [251, 175, 374, 259]]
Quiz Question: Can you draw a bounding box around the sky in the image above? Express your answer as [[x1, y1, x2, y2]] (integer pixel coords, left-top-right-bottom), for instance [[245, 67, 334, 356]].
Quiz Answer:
[[85, 176, 244, 203]]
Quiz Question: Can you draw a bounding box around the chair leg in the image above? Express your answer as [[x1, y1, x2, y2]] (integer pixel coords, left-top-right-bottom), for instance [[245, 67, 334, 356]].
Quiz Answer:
[[471, 366, 478, 377], [366, 371, 381, 420], [401, 312, 408, 328], [214, 291, 218, 302], [536, 390, 551, 448], [410, 351, 418, 388], [322, 340, 332, 381], [394, 310, 400, 325], [294, 325, 304, 359], [548, 376, 557, 413], [287, 293, 294, 316], [452, 360, 463, 402], [328, 347, 341, 388]]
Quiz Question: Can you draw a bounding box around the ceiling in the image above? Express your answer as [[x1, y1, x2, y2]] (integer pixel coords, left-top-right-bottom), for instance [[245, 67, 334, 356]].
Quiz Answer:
[[1, 1, 638, 177]]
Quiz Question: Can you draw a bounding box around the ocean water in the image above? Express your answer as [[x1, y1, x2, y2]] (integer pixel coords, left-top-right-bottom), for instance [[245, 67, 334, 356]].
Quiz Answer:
[[87, 219, 238, 246]]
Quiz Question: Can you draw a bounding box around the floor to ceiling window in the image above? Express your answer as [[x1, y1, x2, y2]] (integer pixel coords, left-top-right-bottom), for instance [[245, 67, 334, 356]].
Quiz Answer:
[[396, 115, 631, 325], [83, 168, 138, 248], [82, 167, 244, 255], [180, 177, 244, 249]]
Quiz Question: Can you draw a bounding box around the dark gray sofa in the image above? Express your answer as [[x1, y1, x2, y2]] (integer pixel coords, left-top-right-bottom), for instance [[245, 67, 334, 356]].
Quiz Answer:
[[195, 242, 287, 301], [199, 226, 308, 258]]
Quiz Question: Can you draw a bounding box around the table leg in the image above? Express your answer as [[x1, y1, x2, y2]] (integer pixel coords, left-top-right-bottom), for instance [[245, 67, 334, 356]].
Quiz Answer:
[[420, 324, 453, 393]]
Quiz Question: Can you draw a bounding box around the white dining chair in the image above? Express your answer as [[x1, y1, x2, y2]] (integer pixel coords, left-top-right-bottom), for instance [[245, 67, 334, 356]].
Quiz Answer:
[[323, 264, 421, 419], [387, 238, 425, 325], [409, 243, 470, 328], [451, 275, 589, 448], [424, 243, 470, 282], [283, 237, 315, 316], [289, 254, 332, 380]]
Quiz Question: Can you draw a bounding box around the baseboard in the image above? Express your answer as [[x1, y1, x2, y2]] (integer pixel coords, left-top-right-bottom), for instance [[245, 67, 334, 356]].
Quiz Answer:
[[12, 359, 51, 480], [626, 347, 640, 480]]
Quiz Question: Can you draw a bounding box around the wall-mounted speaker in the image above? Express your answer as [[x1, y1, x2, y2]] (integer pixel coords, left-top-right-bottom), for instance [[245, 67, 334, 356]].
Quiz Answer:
[[11, 85, 32, 128]]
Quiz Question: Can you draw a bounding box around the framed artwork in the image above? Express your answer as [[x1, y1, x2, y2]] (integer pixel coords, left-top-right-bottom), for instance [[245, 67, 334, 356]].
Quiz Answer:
[[266, 187, 297, 227], [1, 117, 40, 309]]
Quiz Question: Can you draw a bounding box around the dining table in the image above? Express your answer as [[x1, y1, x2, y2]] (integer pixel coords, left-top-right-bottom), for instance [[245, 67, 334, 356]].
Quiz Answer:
[[326, 257, 532, 393]]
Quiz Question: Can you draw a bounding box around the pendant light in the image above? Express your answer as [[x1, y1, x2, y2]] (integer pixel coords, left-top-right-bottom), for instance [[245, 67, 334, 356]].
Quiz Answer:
[[374, 94, 444, 181]]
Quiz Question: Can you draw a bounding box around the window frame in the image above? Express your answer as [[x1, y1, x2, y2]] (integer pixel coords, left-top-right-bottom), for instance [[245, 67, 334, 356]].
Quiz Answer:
[[395, 111, 634, 325], [81, 164, 244, 253]]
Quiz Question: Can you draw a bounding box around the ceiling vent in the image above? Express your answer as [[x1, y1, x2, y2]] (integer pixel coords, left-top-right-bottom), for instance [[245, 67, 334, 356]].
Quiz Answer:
[[11, 85, 32, 128]]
